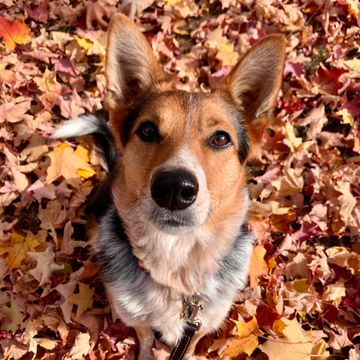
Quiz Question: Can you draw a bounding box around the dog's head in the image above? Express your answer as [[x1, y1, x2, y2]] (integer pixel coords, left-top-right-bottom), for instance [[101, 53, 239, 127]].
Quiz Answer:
[[105, 14, 285, 237]]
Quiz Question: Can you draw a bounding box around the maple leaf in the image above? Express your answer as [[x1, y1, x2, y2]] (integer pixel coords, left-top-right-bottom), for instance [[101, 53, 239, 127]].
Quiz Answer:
[[66, 332, 91, 360], [56, 280, 77, 323], [222, 317, 260, 356], [0, 233, 41, 270], [0, 297, 24, 332], [27, 1, 49, 23], [0, 17, 31, 50], [46, 144, 96, 185], [68, 283, 95, 318], [0, 98, 31, 124], [249, 245, 269, 287], [259, 318, 312, 360], [28, 245, 64, 286], [323, 281, 346, 306], [337, 108, 355, 127]]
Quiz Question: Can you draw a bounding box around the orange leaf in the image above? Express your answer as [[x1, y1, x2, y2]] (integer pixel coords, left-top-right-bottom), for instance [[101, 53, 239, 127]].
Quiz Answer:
[[249, 245, 269, 287], [0, 17, 31, 50], [222, 335, 258, 357]]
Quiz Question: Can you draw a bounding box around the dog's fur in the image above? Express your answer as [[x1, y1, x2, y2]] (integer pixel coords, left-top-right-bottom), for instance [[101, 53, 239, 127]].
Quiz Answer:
[[52, 14, 285, 360]]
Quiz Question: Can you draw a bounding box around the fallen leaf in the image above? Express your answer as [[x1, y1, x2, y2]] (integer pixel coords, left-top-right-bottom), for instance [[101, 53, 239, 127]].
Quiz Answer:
[[0, 98, 31, 124], [0, 297, 24, 332], [249, 246, 268, 287], [323, 281, 346, 306], [259, 318, 312, 360], [0, 233, 41, 270], [222, 317, 260, 356], [68, 283, 95, 318], [46, 144, 96, 185], [28, 245, 64, 286], [65, 332, 91, 360], [0, 17, 31, 49]]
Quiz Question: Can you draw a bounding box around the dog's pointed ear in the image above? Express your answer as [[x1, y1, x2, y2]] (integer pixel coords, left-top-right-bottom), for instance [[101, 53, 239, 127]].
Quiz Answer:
[[105, 13, 165, 110], [222, 35, 285, 144]]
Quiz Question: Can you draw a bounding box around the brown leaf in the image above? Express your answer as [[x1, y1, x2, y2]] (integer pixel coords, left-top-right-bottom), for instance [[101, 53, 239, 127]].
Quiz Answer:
[[28, 245, 64, 286], [0, 98, 31, 124]]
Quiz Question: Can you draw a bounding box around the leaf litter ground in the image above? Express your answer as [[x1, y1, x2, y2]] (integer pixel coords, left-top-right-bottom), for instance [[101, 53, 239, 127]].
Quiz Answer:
[[0, 0, 359, 359]]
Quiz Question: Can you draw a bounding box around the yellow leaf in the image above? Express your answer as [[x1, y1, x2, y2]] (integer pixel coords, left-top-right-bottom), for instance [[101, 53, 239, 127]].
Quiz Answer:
[[74, 145, 96, 178], [77, 168, 96, 179], [164, 0, 181, 5], [36, 338, 57, 350], [74, 36, 106, 60], [232, 317, 259, 338], [174, 29, 189, 35], [68, 283, 94, 317], [293, 279, 310, 293], [46, 145, 95, 184], [273, 319, 286, 334], [75, 37, 93, 51], [344, 58, 360, 78], [75, 145, 90, 163], [285, 122, 302, 150], [249, 245, 268, 287], [323, 281, 346, 306], [337, 108, 355, 127], [223, 335, 258, 357], [260, 318, 312, 360], [311, 338, 330, 359], [268, 257, 277, 271], [219, 42, 234, 53], [0, 233, 41, 270], [56, 143, 70, 151]]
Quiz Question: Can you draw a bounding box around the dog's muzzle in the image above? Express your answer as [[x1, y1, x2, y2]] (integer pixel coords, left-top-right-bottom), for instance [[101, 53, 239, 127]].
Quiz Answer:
[[151, 169, 198, 211]]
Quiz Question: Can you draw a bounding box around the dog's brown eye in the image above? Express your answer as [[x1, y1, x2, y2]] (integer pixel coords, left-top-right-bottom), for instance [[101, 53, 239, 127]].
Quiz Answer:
[[136, 121, 160, 143], [209, 131, 232, 149]]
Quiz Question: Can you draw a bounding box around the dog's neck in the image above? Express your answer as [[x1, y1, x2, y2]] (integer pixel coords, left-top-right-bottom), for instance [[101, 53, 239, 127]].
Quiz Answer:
[[124, 201, 249, 295]]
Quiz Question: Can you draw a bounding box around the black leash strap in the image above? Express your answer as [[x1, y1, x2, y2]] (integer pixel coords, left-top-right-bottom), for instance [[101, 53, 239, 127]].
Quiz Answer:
[[169, 294, 203, 360], [169, 322, 197, 360]]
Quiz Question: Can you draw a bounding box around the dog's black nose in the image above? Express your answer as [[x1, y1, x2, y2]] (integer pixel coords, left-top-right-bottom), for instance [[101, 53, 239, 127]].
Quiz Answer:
[[151, 169, 199, 211]]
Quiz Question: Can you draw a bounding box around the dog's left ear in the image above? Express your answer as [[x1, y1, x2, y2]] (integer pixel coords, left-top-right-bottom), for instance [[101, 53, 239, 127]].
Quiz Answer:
[[221, 35, 286, 145], [105, 13, 166, 111]]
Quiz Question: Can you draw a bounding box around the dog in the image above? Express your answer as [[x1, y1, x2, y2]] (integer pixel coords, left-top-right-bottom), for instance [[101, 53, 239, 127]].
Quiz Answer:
[[52, 13, 285, 360]]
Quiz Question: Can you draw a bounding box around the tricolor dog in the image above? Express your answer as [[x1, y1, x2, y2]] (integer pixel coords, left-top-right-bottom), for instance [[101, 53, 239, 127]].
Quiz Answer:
[[52, 13, 285, 360]]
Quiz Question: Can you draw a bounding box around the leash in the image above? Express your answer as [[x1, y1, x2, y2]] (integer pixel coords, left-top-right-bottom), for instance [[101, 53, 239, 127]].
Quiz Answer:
[[169, 293, 203, 360]]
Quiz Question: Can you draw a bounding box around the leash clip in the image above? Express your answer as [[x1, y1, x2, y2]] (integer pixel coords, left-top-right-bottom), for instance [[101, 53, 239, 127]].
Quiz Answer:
[[181, 293, 203, 331]]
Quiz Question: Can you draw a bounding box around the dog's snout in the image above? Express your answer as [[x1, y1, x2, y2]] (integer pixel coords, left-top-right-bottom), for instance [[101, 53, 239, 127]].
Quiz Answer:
[[151, 169, 199, 211]]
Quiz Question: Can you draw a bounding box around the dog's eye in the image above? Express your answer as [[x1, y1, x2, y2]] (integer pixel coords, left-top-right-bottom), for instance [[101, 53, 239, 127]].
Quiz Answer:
[[209, 131, 232, 149], [136, 121, 160, 143]]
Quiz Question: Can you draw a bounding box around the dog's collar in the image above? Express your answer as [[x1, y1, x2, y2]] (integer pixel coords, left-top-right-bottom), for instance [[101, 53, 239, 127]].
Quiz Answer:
[[169, 293, 203, 360]]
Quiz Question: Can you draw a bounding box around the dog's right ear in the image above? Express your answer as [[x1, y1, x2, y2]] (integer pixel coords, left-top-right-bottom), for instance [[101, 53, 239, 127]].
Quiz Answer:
[[105, 13, 165, 111]]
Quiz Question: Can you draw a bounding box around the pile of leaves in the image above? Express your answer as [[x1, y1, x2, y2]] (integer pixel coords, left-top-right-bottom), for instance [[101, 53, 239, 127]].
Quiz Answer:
[[0, 0, 359, 359]]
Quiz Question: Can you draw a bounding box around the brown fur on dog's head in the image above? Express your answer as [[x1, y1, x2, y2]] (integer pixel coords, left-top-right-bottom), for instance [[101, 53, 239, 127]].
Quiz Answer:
[[104, 14, 285, 292]]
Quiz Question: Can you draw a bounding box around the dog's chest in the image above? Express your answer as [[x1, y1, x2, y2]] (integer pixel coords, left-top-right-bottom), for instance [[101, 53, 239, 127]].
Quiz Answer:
[[97, 206, 255, 345], [129, 226, 220, 294]]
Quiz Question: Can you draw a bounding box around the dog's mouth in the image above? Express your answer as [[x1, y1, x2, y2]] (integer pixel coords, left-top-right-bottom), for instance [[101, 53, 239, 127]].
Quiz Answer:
[[149, 208, 196, 230]]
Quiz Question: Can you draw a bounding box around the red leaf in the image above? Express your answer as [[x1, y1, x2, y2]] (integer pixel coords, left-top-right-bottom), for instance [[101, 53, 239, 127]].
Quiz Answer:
[[0, 17, 31, 49]]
